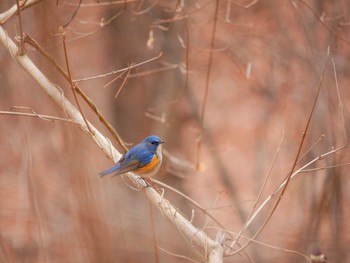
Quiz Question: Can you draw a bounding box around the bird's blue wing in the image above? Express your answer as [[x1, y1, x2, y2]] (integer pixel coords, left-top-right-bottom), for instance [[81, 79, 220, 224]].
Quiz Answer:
[[127, 144, 154, 168], [99, 154, 140, 177], [99, 142, 155, 177], [99, 144, 153, 177]]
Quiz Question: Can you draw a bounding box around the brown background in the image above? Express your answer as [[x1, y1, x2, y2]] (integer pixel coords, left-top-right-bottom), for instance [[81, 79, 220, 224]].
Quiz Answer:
[[0, 0, 349, 262]]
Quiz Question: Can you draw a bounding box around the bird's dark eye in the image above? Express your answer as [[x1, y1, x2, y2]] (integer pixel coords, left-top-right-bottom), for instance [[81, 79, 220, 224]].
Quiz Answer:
[[151, 141, 157, 145]]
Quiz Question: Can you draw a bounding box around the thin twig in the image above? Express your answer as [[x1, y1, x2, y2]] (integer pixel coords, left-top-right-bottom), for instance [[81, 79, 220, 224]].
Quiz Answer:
[[74, 52, 162, 83], [0, 108, 78, 125], [0, 0, 41, 25], [332, 58, 348, 145], [60, 27, 93, 135], [66, 0, 137, 7], [153, 179, 227, 231], [102, 70, 126, 89], [15, 0, 25, 55], [196, 0, 220, 170], [62, 0, 82, 28], [230, 131, 284, 250], [158, 247, 199, 263], [301, 162, 350, 172], [231, 0, 259, 9], [297, 135, 326, 162], [128, 63, 178, 78], [114, 67, 131, 98], [294, 0, 350, 46], [222, 228, 311, 261], [68, 10, 124, 43], [132, 0, 159, 15]]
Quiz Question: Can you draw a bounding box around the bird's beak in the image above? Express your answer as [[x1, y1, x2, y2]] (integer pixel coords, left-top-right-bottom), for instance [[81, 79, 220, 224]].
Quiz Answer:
[[160, 141, 165, 144]]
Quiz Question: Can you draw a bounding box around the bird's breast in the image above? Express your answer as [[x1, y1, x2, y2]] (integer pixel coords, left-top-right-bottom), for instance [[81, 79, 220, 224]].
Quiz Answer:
[[136, 153, 162, 177]]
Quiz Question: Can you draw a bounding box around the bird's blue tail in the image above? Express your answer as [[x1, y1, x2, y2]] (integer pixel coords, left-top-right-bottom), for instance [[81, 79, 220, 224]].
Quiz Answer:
[[99, 164, 120, 177]]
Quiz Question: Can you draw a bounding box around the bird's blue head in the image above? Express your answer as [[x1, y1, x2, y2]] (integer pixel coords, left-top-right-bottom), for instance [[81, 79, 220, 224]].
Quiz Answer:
[[143, 135, 164, 152]]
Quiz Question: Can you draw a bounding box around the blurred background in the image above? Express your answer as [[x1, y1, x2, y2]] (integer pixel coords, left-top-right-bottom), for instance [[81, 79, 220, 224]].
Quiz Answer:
[[0, 0, 350, 262]]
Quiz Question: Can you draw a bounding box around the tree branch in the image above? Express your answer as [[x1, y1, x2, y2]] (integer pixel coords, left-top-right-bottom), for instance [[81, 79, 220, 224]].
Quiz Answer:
[[0, 22, 223, 263]]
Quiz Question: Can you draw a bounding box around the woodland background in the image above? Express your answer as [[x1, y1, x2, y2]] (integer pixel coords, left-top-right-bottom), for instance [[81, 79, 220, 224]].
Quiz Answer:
[[0, 0, 350, 262]]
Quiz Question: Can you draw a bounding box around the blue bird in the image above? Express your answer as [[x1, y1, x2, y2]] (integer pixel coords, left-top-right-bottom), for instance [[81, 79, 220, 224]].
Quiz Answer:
[[99, 135, 164, 178]]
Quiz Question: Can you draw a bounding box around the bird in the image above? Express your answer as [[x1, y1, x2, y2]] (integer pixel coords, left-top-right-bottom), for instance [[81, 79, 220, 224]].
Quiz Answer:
[[99, 135, 164, 178]]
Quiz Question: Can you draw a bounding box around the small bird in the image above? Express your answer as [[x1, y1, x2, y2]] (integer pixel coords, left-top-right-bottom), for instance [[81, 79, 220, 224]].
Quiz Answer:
[[99, 135, 164, 178]]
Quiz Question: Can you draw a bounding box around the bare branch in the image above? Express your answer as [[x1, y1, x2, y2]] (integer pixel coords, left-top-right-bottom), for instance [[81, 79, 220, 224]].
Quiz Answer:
[[0, 0, 43, 24], [0, 24, 223, 263], [0, 107, 78, 125]]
